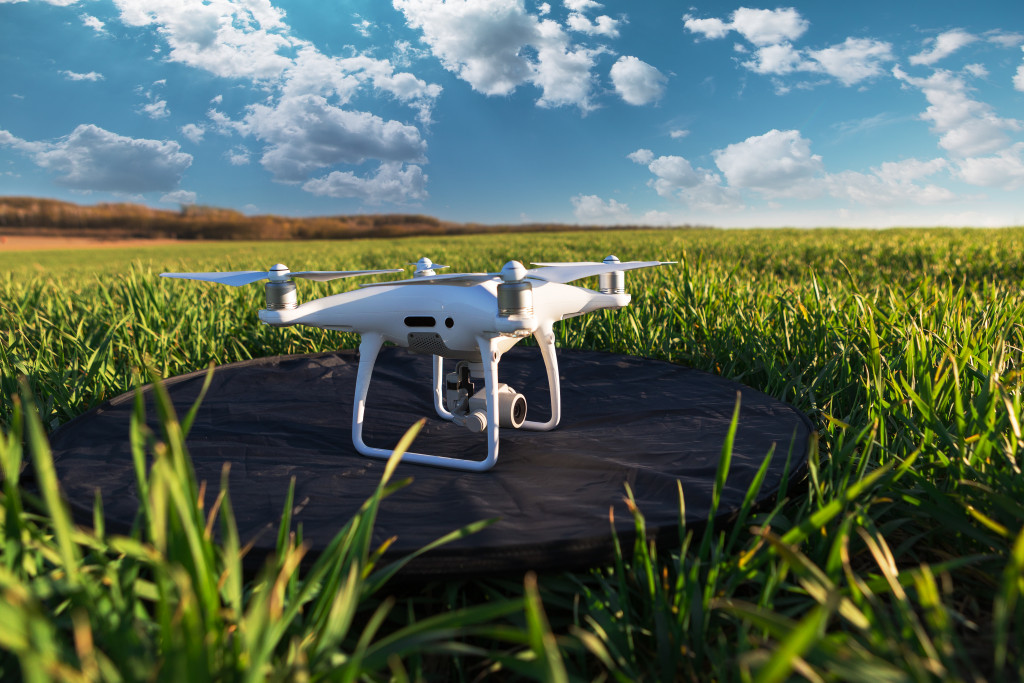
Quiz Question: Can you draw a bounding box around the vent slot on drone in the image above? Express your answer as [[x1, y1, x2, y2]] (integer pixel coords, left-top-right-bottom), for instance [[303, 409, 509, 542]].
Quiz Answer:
[[404, 316, 436, 328]]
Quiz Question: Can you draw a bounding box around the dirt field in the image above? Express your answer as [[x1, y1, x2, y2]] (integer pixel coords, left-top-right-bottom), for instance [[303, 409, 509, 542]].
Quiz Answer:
[[0, 235, 184, 251]]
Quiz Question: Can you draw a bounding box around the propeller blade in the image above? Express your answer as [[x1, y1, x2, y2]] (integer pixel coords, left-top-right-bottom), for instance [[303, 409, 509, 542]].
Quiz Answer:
[[291, 268, 403, 282], [160, 271, 271, 287], [526, 261, 674, 284], [361, 272, 496, 288]]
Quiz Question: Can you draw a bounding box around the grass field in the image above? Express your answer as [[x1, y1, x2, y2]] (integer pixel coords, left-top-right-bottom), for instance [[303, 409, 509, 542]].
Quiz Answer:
[[1, 226, 1023, 680]]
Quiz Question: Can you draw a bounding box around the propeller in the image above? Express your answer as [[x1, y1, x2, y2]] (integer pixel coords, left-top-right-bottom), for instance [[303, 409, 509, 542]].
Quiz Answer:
[[161, 263, 403, 287], [361, 256, 675, 288]]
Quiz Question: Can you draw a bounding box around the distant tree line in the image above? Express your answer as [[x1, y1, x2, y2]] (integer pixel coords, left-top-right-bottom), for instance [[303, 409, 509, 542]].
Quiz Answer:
[[0, 197, 670, 240]]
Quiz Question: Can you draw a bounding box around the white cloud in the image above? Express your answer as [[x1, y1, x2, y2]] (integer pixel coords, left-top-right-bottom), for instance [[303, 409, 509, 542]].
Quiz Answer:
[[627, 148, 653, 164], [61, 70, 104, 81], [685, 7, 807, 46], [955, 143, 1024, 189], [1, 0, 80, 4], [682, 15, 730, 41], [825, 158, 954, 206], [141, 99, 170, 119], [1015, 47, 1024, 92], [964, 63, 988, 78], [910, 29, 977, 66], [303, 162, 427, 204], [181, 123, 205, 143], [538, 2, 550, 15], [712, 129, 823, 197], [352, 16, 374, 38], [564, 0, 600, 11], [893, 66, 1022, 157], [987, 31, 1024, 49], [80, 14, 105, 32], [571, 194, 630, 222], [807, 38, 893, 86], [230, 94, 427, 182], [742, 42, 812, 76], [631, 151, 740, 209], [394, 0, 601, 110], [280, 47, 441, 124], [686, 10, 890, 87], [0, 124, 192, 193], [226, 146, 250, 165], [111, 0, 295, 80], [610, 56, 666, 105], [730, 7, 808, 46], [160, 189, 197, 204], [669, 129, 689, 139], [566, 12, 620, 38]]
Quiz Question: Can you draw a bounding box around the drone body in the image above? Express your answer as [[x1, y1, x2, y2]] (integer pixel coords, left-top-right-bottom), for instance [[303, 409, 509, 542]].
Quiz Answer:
[[162, 256, 672, 471]]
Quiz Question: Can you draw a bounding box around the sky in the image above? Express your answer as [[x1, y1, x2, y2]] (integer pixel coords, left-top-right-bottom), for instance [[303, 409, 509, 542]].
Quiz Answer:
[[1, 1, 1022, 228]]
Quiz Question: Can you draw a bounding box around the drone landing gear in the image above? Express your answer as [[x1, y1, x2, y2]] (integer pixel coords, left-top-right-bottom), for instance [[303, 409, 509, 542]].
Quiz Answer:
[[353, 326, 562, 472]]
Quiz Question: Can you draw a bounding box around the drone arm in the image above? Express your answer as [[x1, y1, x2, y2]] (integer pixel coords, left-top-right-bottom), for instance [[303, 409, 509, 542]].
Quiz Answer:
[[432, 355, 454, 420], [521, 322, 561, 431], [351, 333, 500, 472]]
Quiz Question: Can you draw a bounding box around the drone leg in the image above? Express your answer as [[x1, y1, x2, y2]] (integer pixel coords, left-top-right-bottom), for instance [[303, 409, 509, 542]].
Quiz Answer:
[[351, 333, 499, 472], [351, 332, 384, 457], [521, 322, 561, 431], [432, 354, 454, 420], [477, 334, 501, 471]]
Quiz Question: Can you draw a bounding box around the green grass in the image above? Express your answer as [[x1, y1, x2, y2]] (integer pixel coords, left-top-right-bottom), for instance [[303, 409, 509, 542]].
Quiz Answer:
[[1, 226, 1023, 680]]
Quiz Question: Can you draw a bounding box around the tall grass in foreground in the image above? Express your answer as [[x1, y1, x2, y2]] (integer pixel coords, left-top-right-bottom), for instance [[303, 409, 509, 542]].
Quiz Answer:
[[1, 226, 1023, 680]]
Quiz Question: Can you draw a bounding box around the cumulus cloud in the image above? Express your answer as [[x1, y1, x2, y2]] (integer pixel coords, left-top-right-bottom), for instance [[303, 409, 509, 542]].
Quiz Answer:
[[141, 99, 170, 119], [109, 0, 295, 81], [61, 70, 104, 81], [0, 124, 192, 193], [712, 129, 823, 197], [303, 162, 427, 204], [910, 29, 977, 66], [669, 129, 690, 139], [627, 148, 654, 164], [825, 158, 954, 206], [228, 94, 427, 182], [610, 56, 666, 105], [742, 42, 813, 75], [685, 7, 807, 46], [80, 14, 105, 32], [226, 146, 250, 165], [1015, 46, 1024, 92], [630, 149, 740, 209], [686, 8, 891, 87], [566, 11, 620, 38], [955, 143, 1024, 189], [808, 38, 893, 86], [893, 66, 1022, 157], [394, 0, 602, 110], [160, 189, 197, 204], [181, 123, 205, 143], [571, 194, 630, 222]]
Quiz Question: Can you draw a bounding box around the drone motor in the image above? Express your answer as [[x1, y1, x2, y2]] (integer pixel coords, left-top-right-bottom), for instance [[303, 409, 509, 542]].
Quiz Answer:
[[598, 255, 626, 295]]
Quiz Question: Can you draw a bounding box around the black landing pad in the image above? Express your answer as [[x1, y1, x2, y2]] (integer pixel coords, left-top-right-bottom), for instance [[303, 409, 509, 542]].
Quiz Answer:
[[49, 348, 813, 577]]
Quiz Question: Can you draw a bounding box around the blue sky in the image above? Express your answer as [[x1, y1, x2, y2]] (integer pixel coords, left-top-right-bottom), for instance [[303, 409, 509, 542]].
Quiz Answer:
[[1, 0, 1022, 227]]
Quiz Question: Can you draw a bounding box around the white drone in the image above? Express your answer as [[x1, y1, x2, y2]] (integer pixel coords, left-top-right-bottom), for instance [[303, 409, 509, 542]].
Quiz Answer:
[[162, 255, 672, 472]]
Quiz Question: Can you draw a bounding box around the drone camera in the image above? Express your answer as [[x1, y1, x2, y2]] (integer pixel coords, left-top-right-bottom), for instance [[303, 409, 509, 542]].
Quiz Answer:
[[446, 360, 527, 432], [265, 280, 298, 310], [598, 255, 626, 295]]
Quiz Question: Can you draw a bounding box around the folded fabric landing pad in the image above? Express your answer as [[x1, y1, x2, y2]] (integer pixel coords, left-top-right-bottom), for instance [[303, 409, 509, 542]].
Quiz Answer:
[[49, 347, 813, 577]]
